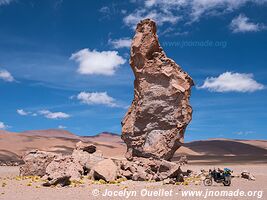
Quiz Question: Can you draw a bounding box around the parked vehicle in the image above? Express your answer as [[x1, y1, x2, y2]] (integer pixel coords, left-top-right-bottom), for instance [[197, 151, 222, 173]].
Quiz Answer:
[[203, 168, 232, 186]]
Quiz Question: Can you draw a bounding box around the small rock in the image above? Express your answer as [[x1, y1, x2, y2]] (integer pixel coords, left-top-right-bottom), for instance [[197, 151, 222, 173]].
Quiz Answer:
[[75, 141, 96, 154], [241, 171, 255, 181], [178, 155, 188, 165], [163, 178, 175, 185]]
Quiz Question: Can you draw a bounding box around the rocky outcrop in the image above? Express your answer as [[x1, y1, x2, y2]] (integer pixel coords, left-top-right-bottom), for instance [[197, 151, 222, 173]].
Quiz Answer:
[[20, 142, 104, 186], [118, 157, 183, 182], [121, 19, 194, 161]]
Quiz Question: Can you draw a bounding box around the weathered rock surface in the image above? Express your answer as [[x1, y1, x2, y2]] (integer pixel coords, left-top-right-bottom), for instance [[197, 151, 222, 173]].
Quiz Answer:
[[19, 149, 57, 177], [72, 148, 104, 170], [121, 19, 194, 161], [45, 155, 83, 183]]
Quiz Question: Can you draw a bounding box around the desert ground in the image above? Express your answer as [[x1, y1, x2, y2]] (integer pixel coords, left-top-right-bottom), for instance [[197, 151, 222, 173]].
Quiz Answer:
[[0, 129, 267, 200]]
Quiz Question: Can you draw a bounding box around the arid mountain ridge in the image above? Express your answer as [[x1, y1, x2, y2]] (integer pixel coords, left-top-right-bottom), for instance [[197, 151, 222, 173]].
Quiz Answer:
[[0, 129, 266, 165]]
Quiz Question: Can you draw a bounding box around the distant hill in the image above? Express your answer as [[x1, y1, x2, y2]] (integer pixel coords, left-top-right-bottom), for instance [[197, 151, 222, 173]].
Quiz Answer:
[[0, 129, 266, 165], [20, 129, 79, 139]]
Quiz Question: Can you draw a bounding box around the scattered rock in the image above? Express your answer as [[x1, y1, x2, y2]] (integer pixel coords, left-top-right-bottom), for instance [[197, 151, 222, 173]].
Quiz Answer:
[[43, 176, 71, 187], [19, 150, 57, 177], [163, 178, 175, 185], [121, 19, 194, 161], [241, 171, 256, 181], [118, 157, 183, 182]]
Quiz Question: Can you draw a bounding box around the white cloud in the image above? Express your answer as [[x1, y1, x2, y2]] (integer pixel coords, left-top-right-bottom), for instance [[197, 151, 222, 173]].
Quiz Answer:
[[76, 91, 117, 107], [17, 109, 30, 116], [0, 0, 13, 6], [198, 72, 264, 92], [109, 38, 132, 49], [70, 49, 126, 76], [38, 110, 70, 119], [0, 69, 15, 82], [0, 121, 8, 129], [124, 0, 267, 28], [58, 125, 66, 129], [17, 109, 70, 119], [123, 9, 181, 29], [230, 14, 266, 33]]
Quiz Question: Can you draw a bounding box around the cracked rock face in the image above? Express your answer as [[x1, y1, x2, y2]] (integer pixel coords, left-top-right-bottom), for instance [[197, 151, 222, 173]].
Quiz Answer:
[[121, 19, 194, 161]]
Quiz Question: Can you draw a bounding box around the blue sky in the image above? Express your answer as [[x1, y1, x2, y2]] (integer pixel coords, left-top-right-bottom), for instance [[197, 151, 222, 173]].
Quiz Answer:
[[0, 0, 266, 141]]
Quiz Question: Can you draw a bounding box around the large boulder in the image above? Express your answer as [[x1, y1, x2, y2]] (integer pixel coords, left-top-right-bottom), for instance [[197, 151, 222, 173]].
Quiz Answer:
[[45, 155, 83, 184], [121, 19, 194, 161], [91, 159, 118, 182], [19, 149, 57, 177]]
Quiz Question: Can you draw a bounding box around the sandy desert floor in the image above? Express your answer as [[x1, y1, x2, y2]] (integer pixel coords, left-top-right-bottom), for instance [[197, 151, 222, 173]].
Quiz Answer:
[[0, 164, 266, 200]]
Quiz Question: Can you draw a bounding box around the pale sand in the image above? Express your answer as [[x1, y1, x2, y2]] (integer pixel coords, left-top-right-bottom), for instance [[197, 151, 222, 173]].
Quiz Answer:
[[1, 164, 266, 200]]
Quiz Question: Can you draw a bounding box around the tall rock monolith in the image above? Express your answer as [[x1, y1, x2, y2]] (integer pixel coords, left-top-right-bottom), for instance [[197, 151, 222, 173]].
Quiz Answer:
[[121, 19, 194, 161]]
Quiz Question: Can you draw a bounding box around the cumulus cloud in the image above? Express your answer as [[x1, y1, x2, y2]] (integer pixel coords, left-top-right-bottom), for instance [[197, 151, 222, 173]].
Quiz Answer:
[[38, 110, 70, 119], [124, 0, 267, 28], [0, 69, 15, 82], [0, 0, 13, 6], [0, 121, 8, 129], [70, 49, 126, 76], [109, 38, 132, 49], [17, 109, 30, 116], [76, 91, 117, 107], [198, 72, 264, 92], [230, 14, 266, 33], [17, 109, 69, 119]]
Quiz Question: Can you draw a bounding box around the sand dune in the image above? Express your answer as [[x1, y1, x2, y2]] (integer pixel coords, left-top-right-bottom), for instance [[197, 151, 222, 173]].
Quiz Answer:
[[0, 129, 266, 165]]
